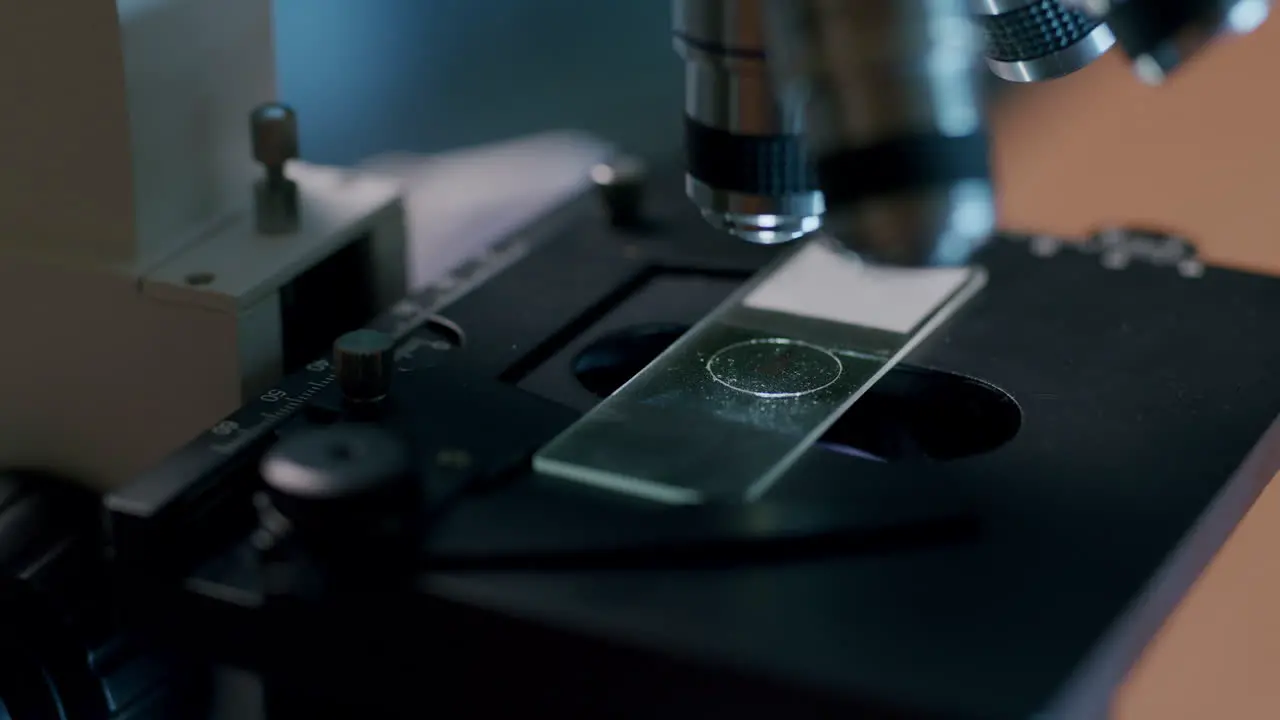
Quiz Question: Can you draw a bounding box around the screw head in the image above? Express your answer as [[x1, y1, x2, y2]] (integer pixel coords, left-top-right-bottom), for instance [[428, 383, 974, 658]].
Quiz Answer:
[[591, 155, 648, 228], [590, 156, 646, 189], [258, 424, 420, 554], [333, 329, 395, 403], [251, 103, 299, 166]]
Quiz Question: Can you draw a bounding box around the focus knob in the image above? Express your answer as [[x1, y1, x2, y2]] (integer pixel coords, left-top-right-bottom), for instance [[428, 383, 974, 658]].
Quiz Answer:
[[260, 425, 417, 544], [257, 426, 420, 598], [333, 329, 395, 404]]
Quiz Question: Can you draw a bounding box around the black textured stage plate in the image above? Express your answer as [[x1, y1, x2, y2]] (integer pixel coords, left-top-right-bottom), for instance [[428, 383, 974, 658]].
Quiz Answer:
[[415, 175, 1280, 718]]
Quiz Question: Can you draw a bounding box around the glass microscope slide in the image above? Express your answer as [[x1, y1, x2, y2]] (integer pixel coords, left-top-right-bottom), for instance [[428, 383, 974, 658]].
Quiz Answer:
[[533, 237, 987, 505]]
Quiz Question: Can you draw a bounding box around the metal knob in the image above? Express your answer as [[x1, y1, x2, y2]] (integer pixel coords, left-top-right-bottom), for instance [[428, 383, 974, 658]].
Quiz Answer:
[[256, 425, 420, 597], [259, 425, 416, 539], [252, 103, 299, 167], [250, 103, 300, 234], [591, 156, 648, 228], [333, 329, 395, 404], [261, 425, 411, 505]]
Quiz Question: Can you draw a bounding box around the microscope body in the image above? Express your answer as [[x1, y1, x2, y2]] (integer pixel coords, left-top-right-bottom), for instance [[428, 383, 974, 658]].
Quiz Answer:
[[0, 1, 406, 492], [0, 1, 1277, 717]]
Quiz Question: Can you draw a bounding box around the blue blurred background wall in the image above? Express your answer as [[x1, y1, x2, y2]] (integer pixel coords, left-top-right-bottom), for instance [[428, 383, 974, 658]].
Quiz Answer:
[[274, 0, 681, 166]]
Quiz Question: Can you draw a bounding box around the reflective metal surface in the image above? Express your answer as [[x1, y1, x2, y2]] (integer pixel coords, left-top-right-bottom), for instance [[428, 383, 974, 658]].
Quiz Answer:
[[686, 176, 823, 244], [969, 0, 1041, 13], [673, 0, 823, 244], [987, 23, 1117, 82], [974, 0, 1116, 82], [765, 0, 996, 267], [832, 181, 998, 267]]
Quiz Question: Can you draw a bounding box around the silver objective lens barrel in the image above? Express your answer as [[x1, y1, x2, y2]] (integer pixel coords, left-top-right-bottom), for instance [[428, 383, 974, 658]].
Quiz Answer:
[[673, 0, 825, 244], [972, 0, 1117, 82], [765, 0, 997, 267], [979, 1, 1270, 85]]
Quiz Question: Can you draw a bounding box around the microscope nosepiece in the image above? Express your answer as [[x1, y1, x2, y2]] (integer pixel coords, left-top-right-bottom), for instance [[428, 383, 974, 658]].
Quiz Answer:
[[673, 0, 824, 245], [766, 0, 997, 267], [973, 0, 1117, 82]]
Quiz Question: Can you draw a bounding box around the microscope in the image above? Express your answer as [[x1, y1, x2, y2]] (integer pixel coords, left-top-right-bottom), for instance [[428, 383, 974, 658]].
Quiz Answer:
[[675, 0, 1272, 265], [1, 1, 1279, 717]]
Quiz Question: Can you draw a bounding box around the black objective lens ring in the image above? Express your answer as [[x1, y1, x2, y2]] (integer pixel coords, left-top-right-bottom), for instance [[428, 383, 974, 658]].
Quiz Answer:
[[683, 117, 824, 243], [683, 118, 817, 196], [816, 132, 991, 206]]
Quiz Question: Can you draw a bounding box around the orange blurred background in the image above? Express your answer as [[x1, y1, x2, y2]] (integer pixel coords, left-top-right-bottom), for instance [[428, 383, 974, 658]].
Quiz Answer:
[[993, 19, 1280, 719]]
